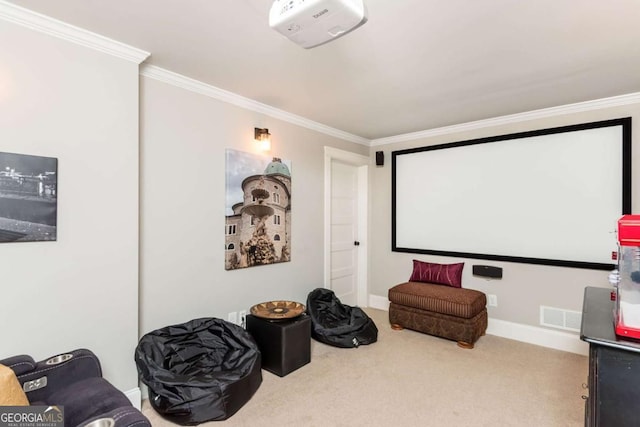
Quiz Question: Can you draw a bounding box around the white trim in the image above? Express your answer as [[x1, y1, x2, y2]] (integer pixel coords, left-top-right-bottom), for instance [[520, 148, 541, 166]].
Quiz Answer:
[[124, 387, 142, 410], [140, 65, 640, 147], [141, 64, 369, 146], [324, 152, 332, 294], [140, 384, 149, 401], [0, 0, 150, 63], [324, 147, 370, 307], [370, 92, 640, 146], [487, 318, 588, 356], [4, 0, 635, 146], [356, 165, 368, 306], [368, 294, 588, 355], [324, 146, 372, 164], [368, 294, 390, 311]]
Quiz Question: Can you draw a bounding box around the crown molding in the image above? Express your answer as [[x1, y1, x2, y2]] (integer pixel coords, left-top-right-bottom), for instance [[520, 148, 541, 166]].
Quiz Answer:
[[371, 92, 640, 146], [0, 0, 150, 63], [3, 0, 637, 145], [140, 64, 370, 146], [140, 63, 640, 147]]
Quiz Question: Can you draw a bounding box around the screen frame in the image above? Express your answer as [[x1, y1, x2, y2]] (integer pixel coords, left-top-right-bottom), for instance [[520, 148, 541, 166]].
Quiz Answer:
[[391, 117, 632, 270]]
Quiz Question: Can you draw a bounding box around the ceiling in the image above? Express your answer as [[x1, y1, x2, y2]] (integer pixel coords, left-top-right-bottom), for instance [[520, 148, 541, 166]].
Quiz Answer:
[[8, 0, 640, 140]]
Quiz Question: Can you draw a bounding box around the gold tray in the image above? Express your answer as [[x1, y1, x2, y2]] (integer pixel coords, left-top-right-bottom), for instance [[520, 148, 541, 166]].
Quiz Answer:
[[250, 301, 305, 320]]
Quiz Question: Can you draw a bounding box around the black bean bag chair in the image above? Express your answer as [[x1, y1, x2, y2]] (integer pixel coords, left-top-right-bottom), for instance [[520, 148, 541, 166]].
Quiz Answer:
[[135, 318, 262, 425], [306, 288, 378, 348]]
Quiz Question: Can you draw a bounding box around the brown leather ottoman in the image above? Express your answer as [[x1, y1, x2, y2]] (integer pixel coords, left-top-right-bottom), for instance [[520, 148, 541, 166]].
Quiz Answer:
[[388, 282, 487, 349]]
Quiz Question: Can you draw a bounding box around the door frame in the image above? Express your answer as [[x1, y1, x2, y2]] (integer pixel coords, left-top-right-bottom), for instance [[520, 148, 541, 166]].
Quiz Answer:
[[324, 146, 370, 307]]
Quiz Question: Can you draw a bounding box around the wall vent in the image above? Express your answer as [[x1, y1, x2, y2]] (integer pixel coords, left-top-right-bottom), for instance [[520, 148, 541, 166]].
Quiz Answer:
[[540, 306, 582, 332]]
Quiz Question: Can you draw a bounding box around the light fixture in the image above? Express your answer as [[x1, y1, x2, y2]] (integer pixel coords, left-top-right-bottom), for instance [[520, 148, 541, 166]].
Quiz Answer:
[[254, 128, 271, 152]]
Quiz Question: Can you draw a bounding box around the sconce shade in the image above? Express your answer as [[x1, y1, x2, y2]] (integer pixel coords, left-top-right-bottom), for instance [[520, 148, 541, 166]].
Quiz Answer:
[[255, 128, 271, 152]]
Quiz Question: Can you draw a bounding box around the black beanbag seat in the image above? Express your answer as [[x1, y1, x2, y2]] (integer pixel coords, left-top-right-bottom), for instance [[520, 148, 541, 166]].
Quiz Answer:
[[306, 288, 378, 348], [135, 318, 262, 425]]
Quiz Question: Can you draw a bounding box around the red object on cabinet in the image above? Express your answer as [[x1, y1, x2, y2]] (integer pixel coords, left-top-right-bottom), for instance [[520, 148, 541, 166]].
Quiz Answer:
[[618, 215, 640, 246], [615, 215, 640, 340]]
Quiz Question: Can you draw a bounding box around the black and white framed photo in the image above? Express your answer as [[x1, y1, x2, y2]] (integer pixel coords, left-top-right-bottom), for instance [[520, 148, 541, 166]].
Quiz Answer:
[[0, 151, 57, 242]]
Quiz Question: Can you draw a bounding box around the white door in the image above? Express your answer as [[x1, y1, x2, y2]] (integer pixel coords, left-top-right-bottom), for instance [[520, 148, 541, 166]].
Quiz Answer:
[[324, 147, 369, 307], [330, 161, 360, 306]]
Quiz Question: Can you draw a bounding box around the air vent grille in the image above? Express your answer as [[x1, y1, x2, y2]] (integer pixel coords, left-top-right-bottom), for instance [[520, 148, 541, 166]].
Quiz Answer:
[[540, 306, 582, 332]]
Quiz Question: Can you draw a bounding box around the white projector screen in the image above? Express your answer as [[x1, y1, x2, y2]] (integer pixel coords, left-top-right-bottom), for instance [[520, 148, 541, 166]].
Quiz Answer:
[[392, 118, 632, 270]]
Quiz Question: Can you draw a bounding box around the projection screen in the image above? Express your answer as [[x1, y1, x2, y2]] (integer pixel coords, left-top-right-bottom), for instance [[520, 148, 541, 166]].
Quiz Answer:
[[392, 118, 631, 270]]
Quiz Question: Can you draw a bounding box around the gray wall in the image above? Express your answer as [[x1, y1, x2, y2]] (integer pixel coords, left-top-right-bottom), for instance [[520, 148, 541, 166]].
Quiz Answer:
[[139, 76, 368, 335], [369, 104, 640, 328], [4, 3, 640, 396], [0, 20, 140, 391]]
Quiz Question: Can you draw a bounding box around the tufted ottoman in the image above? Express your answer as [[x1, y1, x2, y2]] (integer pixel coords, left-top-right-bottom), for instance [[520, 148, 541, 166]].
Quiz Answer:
[[388, 282, 487, 349]]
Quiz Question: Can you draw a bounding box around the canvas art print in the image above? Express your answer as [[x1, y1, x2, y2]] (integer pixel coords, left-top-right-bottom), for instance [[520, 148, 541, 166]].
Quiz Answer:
[[225, 149, 291, 270], [0, 152, 57, 242]]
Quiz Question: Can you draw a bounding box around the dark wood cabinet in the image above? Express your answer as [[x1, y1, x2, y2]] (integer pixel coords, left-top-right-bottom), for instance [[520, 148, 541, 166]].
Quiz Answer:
[[580, 287, 640, 427]]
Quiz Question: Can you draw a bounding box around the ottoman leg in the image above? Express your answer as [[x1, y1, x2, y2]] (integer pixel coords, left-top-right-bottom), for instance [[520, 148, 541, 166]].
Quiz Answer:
[[390, 324, 404, 331], [457, 341, 474, 349]]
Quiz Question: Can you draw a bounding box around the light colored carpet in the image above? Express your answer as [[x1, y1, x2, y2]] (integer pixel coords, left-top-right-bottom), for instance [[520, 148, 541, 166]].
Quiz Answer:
[[142, 308, 587, 427]]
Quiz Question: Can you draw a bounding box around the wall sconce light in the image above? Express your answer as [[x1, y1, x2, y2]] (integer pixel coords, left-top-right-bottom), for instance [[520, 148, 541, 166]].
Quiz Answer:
[[254, 128, 271, 152]]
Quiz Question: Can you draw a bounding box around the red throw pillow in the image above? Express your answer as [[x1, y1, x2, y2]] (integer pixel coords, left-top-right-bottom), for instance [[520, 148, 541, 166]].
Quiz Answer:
[[409, 260, 464, 288]]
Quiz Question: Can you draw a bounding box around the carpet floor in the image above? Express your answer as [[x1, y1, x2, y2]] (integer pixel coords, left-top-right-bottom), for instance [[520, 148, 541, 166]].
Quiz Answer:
[[142, 308, 587, 427]]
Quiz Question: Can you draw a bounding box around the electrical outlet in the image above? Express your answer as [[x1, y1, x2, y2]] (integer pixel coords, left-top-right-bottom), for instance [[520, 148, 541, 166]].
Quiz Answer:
[[239, 310, 247, 328], [228, 311, 237, 324], [488, 294, 498, 307]]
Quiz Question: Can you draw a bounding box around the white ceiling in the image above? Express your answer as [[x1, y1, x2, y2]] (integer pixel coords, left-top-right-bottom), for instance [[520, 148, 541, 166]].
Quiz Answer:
[[8, 0, 640, 140]]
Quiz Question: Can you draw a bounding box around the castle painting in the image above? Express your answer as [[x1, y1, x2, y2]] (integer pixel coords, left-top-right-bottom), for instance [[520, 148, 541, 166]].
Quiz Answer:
[[225, 149, 291, 270]]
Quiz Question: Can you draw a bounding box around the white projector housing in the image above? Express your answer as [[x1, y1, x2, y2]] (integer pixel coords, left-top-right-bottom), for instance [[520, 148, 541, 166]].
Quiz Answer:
[[269, 0, 368, 49]]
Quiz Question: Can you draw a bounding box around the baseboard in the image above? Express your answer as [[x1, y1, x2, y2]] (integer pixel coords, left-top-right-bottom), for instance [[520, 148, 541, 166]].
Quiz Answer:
[[368, 294, 588, 356], [369, 294, 390, 310], [124, 387, 142, 410], [140, 383, 149, 400], [486, 318, 588, 355]]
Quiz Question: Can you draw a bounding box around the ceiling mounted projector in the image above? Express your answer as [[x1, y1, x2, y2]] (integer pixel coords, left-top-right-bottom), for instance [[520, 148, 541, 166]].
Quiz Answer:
[[269, 0, 368, 49]]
